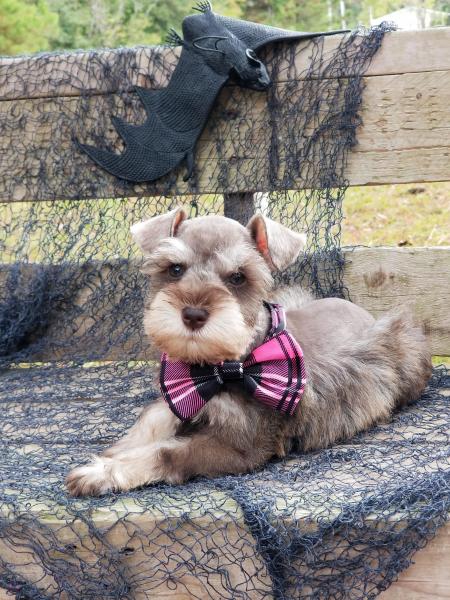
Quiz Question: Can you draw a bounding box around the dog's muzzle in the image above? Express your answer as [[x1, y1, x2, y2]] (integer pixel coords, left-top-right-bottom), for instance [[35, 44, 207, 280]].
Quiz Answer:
[[159, 303, 308, 421]]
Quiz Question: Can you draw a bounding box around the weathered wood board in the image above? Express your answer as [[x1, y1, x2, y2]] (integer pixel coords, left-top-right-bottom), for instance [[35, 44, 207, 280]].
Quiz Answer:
[[1, 28, 450, 101], [1, 28, 450, 200], [0, 384, 448, 600], [343, 246, 450, 356], [380, 520, 450, 600], [1, 505, 448, 600], [1, 246, 448, 361], [0, 491, 273, 599]]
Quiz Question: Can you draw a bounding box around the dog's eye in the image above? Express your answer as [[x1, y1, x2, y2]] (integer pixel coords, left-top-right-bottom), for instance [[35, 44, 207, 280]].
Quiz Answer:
[[228, 272, 246, 286], [168, 264, 185, 278]]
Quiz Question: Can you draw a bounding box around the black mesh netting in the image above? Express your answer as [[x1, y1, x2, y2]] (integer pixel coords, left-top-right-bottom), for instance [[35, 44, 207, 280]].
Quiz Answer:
[[0, 23, 449, 599]]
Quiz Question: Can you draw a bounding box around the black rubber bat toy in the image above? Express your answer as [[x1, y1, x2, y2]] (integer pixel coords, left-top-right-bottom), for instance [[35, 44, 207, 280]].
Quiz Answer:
[[78, 1, 348, 183]]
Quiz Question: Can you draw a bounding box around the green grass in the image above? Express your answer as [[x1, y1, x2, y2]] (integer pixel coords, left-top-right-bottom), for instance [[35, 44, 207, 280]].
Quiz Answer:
[[343, 182, 450, 247], [433, 357, 449, 366]]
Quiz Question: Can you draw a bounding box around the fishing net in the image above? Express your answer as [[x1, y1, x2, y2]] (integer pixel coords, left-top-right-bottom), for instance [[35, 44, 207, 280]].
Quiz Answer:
[[0, 22, 449, 599]]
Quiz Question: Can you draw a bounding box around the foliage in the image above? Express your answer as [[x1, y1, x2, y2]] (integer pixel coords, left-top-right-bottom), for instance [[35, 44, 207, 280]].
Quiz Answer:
[[45, 0, 244, 50], [46, 0, 185, 49], [1, 0, 449, 55], [0, 0, 58, 55]]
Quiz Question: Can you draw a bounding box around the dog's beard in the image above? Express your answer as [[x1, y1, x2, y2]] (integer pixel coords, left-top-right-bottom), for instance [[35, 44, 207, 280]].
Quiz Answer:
[[144, 289, 254, 364]]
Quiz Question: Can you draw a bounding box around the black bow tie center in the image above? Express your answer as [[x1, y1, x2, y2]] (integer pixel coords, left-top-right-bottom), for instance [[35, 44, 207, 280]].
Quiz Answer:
[[219, 361, 244, 382]]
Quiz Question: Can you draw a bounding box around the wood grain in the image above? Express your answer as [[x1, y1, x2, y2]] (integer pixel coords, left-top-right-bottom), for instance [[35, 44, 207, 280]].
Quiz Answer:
[[1, 246, 449, 361], [380, 524, 450, 599], [0, 46, 178, 101], [1, 28, 449, 101], [1, 63, 450, 201], [342, 247, 450, 355], [0, 426, 448, 599], [0, 491, 273, 599], [208, 70, 450, 153], [0, 379, 448, 600]]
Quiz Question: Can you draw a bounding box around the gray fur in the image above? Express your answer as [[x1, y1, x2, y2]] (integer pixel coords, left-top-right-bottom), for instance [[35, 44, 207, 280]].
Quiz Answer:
[[66, 212, 432, 496]]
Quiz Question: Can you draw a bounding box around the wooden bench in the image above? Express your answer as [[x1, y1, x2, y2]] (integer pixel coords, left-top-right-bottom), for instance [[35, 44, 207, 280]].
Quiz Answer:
[[0, 26, 449, 599]]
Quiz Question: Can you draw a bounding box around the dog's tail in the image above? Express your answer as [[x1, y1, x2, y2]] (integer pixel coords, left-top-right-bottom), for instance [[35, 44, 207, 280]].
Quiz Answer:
[[348, 307, 432, 410]]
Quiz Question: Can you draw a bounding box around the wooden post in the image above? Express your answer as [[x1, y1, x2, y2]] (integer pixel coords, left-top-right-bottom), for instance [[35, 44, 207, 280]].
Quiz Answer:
[[223, 192, 255, 225]]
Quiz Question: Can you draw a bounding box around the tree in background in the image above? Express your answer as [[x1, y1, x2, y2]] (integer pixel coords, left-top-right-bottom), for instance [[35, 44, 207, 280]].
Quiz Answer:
[[1, 0, 449, 55], [241, 0, 449, 29], [46, 0, 243, 50], [0, 0, 58, 55], [241, 0, 330, 30], [241, 0, 405, 29], [46, 0, 187, 49]]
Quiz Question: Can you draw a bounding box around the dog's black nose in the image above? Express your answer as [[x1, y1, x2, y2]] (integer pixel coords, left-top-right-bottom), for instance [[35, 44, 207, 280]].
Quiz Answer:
[[182, 306, 209, 330]]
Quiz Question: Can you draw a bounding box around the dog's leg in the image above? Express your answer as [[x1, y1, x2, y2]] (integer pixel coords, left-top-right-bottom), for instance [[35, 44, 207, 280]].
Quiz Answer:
[[157, 431, 274, 483], [102, 399, 179, 457], [66, 400, 180, 496], [66, 430, 273, 496], [66, 440, 181, 496]]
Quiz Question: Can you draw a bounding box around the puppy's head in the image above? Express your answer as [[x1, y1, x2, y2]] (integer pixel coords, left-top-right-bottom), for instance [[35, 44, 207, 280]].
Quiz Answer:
[[131, 208, 306, 364]]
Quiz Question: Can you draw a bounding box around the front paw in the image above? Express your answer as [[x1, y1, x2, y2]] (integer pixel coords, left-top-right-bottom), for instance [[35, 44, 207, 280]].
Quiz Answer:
[[66, 456, 120, 497]]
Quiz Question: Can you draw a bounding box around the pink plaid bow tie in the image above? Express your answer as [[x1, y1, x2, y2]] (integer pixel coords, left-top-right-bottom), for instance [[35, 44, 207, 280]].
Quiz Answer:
[[160, 303, 307, 421]]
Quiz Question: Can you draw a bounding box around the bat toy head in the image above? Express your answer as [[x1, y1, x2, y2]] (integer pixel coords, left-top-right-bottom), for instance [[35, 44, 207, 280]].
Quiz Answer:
[[78, 0, 349, 183], [228, 48, 271, 91], [182, 4, 271, 90]]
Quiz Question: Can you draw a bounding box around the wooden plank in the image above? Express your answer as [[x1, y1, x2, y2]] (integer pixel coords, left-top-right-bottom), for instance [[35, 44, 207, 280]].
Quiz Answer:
[[1, 506, 448, 600], [2, 143, 449, 202], [1, 246, 449, 361], [1, 28, 449, 102], [0, 491, 273, 599], [283, 522, 450, 599], [1, 495, 447, 600], [0, 429, 448, 598], [359, 27, 450, 77], [206, 70, 450, 153], [0, 46, 178, 101], [384, 582, 450, 600], [380, 523, 450, 599], [1, 392, 449, 599], [1, 64, 450, 201], [0, 261, 153, 363], [3, 68, 449, 154], [342, 247, 450, 356]]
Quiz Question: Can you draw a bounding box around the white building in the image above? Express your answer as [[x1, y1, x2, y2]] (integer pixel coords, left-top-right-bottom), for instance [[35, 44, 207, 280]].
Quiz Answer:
[[370, 6, 450, 29]]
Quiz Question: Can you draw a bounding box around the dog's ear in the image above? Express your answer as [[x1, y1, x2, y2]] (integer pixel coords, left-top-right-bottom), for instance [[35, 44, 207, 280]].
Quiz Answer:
[[247, 214, 307, 271], [130, 207, 187, 254]]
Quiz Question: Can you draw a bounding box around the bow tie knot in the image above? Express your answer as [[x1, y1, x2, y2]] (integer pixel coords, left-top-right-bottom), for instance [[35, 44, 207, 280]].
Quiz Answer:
[[219, 360, 244, 382], [160, 303, 307, 421]]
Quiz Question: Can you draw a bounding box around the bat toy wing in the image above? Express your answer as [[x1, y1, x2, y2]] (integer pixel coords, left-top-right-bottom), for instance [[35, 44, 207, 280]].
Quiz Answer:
[[78, 46, 228, 183], [78, 1, 350, 183], [77, 139, 188, 183], [214, 15, 349, 51]]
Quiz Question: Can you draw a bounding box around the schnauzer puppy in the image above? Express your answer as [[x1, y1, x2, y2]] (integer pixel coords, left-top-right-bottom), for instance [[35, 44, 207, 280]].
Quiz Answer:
[[66, 208, 432, 496]]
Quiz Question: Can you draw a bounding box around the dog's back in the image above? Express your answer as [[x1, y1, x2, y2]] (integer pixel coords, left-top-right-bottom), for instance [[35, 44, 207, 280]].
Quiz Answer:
[[285, 293, 432, 450], [277, 285, 431, 410]]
